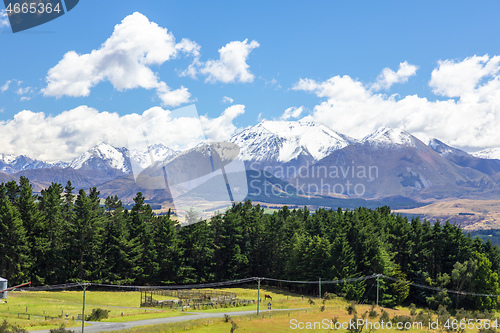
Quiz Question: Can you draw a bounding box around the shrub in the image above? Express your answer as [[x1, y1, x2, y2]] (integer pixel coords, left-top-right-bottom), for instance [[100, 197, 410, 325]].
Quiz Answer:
[[346, 302, 357, 315], [409, 303, 417, 317], [230, 321, 238, 333], [49, 325, 74, 333], [391, 315, 412, 331], [415, 310, 432, 327], [0, 320, 27, 333], [85, 308, 111, 321], [379, 309, 390, 323], [324, 292, 336, 300], [368, 304, 378, 318], [347, 314, 363, 333]]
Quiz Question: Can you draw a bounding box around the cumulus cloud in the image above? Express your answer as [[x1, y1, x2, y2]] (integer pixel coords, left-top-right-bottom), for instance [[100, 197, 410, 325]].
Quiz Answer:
[[183, 39, 259, 83], [294, 55, 500, 150], [200, 104, 245, 142], [0, 105, 245, 162], [429, 55, 500, 98], [222, 96, 234, 104], [371, 61, 418, 91], [42, 12, 199, 107], [281, 106, 304, 120]]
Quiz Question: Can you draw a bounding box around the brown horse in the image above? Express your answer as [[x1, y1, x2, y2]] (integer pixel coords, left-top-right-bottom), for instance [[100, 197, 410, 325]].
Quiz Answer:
[[264, 294, 272, 301]]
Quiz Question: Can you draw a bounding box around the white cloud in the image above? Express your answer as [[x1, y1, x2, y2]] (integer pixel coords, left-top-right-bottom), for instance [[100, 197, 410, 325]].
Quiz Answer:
[[0, 10, 9, 29], [42, 12, 199, 107], [200, 104, 245, 142], [17, 86, 32, 95], [193, 39, 259, 83], [429, 55, 500, 98], [0, 105, 244, 162], [222, 96, 234, 104], [262, 77, 282, 89], [371, 61, 418, 91], [15, 85, 33, 101], [281, 106, 304, 120], [1, 80, 11, 92], [293, 55, 500, 150]]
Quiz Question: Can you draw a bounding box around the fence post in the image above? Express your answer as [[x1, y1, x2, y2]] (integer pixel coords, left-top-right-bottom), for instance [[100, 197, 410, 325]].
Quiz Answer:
[[319, 278, 322, 299]]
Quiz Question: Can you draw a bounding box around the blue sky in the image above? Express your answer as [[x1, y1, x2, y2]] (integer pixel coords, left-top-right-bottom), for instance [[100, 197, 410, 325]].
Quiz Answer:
[[1, 1, 500, 161]]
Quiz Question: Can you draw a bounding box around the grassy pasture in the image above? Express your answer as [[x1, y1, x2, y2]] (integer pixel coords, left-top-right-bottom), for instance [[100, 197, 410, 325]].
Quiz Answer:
[[104, 303, 432, 333], [0, 285, 315, 330], [0, 286, 485, 333], [0, 290, 179, 330]]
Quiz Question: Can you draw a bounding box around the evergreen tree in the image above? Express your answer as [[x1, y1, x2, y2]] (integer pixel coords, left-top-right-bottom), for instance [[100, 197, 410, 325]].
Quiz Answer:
[[129, 192, 158, 284], [331, 232, 365, 300], [71, 189, 104, 281], [0, 185, 30, 284], [153, 215, 179, 284], [178, 219, 214, 283], [101, 201, 139, 284], [37, 183, 68, 284]]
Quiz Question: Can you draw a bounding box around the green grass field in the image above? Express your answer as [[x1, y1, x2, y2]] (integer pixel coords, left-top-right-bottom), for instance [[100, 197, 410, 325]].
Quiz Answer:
[[0, 285, 316, 331], [0, 290, 180, 330], [0, 286, 492, 333]]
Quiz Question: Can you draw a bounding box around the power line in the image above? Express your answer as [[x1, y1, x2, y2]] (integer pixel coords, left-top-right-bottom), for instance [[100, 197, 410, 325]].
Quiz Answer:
[[13, 274, 500, 299]]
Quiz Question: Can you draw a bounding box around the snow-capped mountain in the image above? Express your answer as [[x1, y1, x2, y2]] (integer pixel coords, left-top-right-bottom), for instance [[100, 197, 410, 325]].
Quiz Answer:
[[428, 138, 470, 157], [129, 143, 178, 170], [361, 127, 417, 147], [230, 120, 355, 162], [0, 153, 63, 174], [472, 148, 500, 160], [428, 138, 500, 175], [69, 142, 178, 174], [69, 143, 132, 173]]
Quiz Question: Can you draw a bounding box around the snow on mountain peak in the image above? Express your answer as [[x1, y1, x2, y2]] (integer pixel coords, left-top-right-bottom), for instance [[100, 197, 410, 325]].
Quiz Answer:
[[69, 142, 128, 172], [472, 147, 500, 160], [230, 120, 354, 162], [362, 127, 416, 147], [68, 142, 179, 173], [428, 138, 469, 157], [129, 143, 178, 169]]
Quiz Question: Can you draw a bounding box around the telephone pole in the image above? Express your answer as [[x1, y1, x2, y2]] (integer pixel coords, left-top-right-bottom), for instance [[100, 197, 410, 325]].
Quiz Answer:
[[81, 283, 89, 333], [257, 278, 261, 315]]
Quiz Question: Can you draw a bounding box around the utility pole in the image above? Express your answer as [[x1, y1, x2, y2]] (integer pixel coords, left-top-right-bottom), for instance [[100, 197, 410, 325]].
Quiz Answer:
[[376, 275, 379, 306], [319, 278, 322, 299], [257, 278, 261, 315], [81, 283, 89, 333]]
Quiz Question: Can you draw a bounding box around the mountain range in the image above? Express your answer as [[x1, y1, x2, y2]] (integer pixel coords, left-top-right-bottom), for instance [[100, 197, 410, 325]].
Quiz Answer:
[[1, 121, 500, 208]]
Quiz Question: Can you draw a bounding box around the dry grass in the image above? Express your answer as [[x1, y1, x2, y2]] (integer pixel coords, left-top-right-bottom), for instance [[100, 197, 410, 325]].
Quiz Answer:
[[394, 199, 500, 231]]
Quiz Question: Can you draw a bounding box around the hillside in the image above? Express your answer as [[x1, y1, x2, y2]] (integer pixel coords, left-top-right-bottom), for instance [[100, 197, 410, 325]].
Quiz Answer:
[[394, 199, 500, 231]]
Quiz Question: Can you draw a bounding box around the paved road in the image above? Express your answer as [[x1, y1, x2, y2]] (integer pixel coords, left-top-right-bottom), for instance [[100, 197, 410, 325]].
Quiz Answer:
[[30, 309, 299, 333]]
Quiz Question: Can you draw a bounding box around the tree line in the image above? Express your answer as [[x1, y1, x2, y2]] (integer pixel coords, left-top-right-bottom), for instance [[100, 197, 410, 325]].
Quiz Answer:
[[1, 177, 499, 310]]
